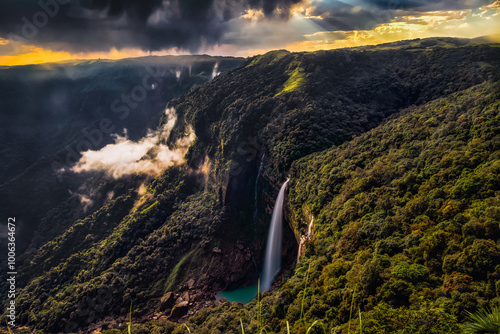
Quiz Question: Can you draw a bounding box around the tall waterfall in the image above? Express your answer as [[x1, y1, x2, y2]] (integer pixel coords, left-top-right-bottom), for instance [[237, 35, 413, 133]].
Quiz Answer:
[[262, 179, 289, 291]]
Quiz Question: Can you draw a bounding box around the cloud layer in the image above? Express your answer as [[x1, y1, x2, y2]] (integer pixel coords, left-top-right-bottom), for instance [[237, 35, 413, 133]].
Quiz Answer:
[[70, 107, 194, 179], [0, 0, 302, 52], [0, 0, 497, 59], [305, 0, 495, 32]]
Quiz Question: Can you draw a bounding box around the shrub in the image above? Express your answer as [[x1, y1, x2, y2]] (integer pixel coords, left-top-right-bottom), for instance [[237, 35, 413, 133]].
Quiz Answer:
[[392, 262, 429, 283], [454, 239, 500, 279], [377, 279, 413, 307], [362, 303, 460, 334], [375, 237, 403, 256], [443, 272, 472, 297]]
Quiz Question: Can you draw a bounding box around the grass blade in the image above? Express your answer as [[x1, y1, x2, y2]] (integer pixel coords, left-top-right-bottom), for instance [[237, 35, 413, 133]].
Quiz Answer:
[[306, 320, 326, 334], [300, 261, 312, 326], [258, 278, 262, 333], [240, 318, 245, 334], [462, 307, 500, 333], [359, 309, 362, 334], [347, 288, 356, 334], [127, 302, 133, 334]]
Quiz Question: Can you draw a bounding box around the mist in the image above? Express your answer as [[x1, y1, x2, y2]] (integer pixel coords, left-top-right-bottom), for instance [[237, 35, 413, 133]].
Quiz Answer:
[[70, 107, 194, 179]]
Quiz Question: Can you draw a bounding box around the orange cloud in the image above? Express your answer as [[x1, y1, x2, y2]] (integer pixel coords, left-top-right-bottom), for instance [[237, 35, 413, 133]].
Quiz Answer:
[[0, 1, 498, 66], [0, 41, 189, 66], [283, 7, 500, 53], [0, 44, 74, 66], [482, 1, 500, 9]]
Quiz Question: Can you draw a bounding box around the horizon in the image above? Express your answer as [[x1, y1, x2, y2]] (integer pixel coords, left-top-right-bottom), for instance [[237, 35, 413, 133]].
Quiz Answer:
[[1, 34, 499, 68], [1, 2, 500, 331], [0, 0, 499, 66]]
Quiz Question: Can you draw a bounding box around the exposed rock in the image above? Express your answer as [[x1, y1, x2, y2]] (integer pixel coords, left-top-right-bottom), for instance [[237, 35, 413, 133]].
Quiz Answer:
[[170, 301, 189, 320], [212, 247, 222, 253], [297, 217, 314, 263], [182, 291, 190, 303], [187, 278, 195, 289], [160, 292, 175, 311]]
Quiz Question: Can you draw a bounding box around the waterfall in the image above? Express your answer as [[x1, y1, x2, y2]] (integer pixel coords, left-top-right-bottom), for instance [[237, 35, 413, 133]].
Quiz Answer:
[[253, 153, 265, 227], [262, 179, 289, 291], [211, 62, 220, 80], [297, 217, 314, 263]]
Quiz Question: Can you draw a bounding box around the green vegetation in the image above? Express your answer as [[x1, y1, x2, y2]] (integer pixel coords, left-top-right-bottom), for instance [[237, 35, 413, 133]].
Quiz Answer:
[[247, 50, 290, 68], [135, 79, 498, 334], [352, 37, 489, 52], [285, 80, 499, 333], [140, 200, 158, 214], [1, 39, 500, 333], [276, 66, 306, 96], [164, 249, 198, 293], [462, 307, 500, 333]]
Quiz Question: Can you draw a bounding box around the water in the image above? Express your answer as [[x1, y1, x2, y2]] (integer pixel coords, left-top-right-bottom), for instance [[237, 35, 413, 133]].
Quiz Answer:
[[211, 62, 220, 80], [297, 217, 314, 263], [215, 284, 258, 304], [262, 179, 289, 291]]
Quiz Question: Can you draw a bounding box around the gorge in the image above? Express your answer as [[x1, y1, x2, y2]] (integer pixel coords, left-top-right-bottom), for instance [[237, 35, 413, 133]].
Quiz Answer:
[[1, 38, 499, 333]]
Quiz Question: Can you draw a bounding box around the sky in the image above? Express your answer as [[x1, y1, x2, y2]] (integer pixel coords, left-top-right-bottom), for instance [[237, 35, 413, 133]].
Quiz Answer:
[[0, 0, 498, 65]]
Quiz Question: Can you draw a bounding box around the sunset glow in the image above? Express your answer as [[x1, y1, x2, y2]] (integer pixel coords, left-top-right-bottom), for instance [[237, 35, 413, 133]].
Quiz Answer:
[[0, 0, 498, 65]]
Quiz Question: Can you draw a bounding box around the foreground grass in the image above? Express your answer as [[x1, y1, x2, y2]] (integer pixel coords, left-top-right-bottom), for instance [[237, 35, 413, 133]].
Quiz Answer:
[[462, 307, 500, 333]]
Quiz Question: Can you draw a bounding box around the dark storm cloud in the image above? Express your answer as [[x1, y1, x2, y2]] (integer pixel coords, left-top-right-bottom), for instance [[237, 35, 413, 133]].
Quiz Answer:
[[308, 1, 384, 31], [0, 0, 301, 52], [363, 0, 494, 11], [308, 0, 495, 32]]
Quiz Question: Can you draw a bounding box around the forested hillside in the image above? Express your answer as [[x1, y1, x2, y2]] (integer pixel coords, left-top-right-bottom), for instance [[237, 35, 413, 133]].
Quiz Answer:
[[1, 39, 499, 333], [140, 78, 500, 334]]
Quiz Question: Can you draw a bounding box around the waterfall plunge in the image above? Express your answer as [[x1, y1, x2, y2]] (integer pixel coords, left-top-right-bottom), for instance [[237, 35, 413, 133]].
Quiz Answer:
[[262, 179, 289, 291]]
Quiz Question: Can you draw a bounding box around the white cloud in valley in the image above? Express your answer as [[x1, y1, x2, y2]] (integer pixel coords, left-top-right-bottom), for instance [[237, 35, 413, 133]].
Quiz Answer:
[[70, 107, 195, 179]]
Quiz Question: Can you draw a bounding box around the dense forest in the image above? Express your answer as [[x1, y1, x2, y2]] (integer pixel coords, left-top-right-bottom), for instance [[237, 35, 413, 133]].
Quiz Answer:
[[1, 38, 499, 333], [156, 74, 500, 334]]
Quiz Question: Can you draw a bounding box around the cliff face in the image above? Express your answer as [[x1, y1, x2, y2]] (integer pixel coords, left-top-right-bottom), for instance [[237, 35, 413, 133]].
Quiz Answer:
[[2, 39, 500, 332], [169, 77, 500, 334]]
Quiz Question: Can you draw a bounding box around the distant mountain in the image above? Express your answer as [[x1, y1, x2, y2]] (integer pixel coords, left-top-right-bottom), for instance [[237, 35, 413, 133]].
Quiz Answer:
[[350, 35, 500, 51], [0, 38, 499, 333]]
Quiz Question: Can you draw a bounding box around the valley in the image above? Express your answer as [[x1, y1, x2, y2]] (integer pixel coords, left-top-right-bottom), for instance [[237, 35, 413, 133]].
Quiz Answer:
[[0, 38, 499, 333]]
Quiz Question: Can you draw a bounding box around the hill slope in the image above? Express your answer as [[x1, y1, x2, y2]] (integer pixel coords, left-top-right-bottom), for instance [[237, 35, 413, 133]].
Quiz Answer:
[[1, 39, 499, 332], [152, 79, 500, 334], [0, 55, 243, 252]]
